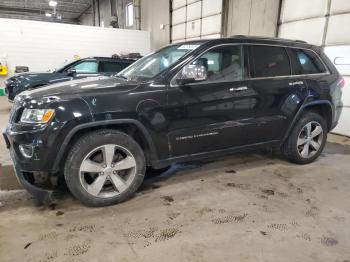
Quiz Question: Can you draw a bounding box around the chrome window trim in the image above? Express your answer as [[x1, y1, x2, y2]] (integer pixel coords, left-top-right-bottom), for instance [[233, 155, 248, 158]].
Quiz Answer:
[[245, 43, 330, 76], [246, 72, 330, 81], [170, 42, 330, 87]]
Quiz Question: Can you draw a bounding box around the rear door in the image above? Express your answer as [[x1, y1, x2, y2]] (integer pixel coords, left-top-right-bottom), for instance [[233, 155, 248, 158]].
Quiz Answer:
[[287, 47, 329, 90], [244, 44, 307, 144]]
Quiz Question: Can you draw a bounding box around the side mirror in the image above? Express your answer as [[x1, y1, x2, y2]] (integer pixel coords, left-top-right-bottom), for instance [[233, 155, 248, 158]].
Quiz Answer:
[[66, 68, 77, 76], [176, 64, 207, 85]]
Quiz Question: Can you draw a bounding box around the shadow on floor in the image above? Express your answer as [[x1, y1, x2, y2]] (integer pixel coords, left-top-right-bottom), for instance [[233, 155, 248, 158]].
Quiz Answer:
[[324, 141, 350, 155]]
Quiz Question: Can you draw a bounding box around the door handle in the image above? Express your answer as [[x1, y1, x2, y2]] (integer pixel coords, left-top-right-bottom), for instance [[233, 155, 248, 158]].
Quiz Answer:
[[289, 81, 304, 86], [229, 86, 248, 92]]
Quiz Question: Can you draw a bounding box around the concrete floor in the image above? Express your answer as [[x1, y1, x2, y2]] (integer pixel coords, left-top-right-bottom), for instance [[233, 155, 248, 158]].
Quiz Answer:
[[0, 97, 350, 262]]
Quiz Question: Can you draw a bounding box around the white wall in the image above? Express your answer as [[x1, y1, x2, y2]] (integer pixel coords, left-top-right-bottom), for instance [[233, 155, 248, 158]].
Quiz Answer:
[[141, 0, 170, 50], [171, 0, 223, 42], [225, 0, 280, 37], [0, 18, 150, 88], [279, 0, 350, 136]]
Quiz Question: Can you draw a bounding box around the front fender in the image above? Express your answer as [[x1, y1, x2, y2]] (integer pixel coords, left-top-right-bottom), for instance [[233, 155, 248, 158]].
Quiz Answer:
[[51, 119, 158, 172]]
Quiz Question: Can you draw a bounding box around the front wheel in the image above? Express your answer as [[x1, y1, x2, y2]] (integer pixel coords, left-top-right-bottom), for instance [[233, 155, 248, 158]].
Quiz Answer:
[[282, 112, 327, 164], [64, 130, 146, 207]]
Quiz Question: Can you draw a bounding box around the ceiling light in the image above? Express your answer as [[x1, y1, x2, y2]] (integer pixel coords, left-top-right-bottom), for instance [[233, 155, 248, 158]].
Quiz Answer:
[[49, 1, 58, 7], [45, 12, 52, 17]]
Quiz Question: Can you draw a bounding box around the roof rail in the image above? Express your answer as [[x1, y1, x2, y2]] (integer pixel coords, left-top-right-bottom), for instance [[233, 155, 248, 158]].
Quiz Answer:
[[230, 35, 307, 44]]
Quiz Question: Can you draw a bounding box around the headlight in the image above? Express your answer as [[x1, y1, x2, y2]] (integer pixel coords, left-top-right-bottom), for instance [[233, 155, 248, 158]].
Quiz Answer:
[[20, 109, 55, 123]]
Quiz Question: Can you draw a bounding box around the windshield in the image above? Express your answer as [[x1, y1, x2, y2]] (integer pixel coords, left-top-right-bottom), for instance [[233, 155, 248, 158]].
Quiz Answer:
[[117, 44, 201, 80]]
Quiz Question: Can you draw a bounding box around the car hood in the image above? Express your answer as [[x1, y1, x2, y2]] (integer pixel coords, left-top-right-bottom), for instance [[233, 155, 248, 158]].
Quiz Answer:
[[9, 72, 56, 81], [18, 76, 139, 100]]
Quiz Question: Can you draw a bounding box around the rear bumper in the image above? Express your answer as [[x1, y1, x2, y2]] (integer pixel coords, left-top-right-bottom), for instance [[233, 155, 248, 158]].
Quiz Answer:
[[331, 101, 343, 130]]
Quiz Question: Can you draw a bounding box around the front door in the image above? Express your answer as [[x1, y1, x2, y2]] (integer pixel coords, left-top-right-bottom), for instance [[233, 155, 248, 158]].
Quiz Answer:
[[166, 44, 258, 157], [69, 60, 101, 79]]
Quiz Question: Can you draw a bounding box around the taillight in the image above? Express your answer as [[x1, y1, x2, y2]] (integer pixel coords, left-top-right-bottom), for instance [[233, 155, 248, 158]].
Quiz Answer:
[[338, 77, 345, 89]]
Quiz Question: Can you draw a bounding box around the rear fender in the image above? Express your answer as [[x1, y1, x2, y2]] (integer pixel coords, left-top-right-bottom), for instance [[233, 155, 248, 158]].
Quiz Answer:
[[282, 100, 334, 143]]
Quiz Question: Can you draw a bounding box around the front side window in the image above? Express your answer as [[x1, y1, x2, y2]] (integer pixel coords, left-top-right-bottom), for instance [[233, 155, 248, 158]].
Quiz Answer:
[[249, 45, 290, 78], [191, 45, 243, 82], [101, 62, 123, 73], [71, 61, 98, 73], [292, 49, 326, 75], [118, 44, 201, 80]]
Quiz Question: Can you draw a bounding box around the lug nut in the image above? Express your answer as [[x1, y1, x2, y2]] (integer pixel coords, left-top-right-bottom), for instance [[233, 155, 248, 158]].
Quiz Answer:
[[113, 170, 117, 174], [111, 164, 114, 168], [102, 164, 107, 168]]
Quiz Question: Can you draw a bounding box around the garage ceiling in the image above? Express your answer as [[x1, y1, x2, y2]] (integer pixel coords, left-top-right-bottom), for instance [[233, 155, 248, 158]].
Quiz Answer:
[[0, 0, 92, 24]]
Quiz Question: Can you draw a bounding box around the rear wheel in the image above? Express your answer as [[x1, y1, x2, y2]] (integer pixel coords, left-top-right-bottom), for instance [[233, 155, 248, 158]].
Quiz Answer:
[[282, 112, 327, 164], [64, 129, 146, 207]]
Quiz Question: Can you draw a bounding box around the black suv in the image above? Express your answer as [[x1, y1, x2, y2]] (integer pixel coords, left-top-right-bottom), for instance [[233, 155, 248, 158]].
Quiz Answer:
[[4, 56, 138, 102], [3, 36, 343, 207]]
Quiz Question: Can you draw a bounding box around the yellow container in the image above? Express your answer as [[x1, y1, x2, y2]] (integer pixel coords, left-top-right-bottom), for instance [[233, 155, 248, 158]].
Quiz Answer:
[[0, 65, 8, 76]]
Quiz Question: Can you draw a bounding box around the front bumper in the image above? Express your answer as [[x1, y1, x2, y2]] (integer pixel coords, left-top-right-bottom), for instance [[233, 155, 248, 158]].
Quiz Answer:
[[3, 128, 58, 205], [3, 132, 55, 206], [3, 118, 64, 171], [4, 128, 52, 171]]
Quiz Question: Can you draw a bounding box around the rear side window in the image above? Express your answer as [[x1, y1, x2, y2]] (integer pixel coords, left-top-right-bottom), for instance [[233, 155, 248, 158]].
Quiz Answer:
[[290, 49, 326, 75], [101, 62, 124, 73], [249, 45, 290, 78]]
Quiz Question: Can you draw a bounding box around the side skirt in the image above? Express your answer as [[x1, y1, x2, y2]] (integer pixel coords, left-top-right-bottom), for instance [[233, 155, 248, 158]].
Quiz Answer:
[[151, 140, 281, 169]]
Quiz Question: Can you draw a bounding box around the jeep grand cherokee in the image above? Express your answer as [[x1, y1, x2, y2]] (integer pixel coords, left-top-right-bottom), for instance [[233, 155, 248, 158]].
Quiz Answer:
[[3, 36, 344, 207]]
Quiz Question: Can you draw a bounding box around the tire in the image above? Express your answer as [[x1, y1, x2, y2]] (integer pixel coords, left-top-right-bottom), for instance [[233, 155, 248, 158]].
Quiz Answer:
[[64, 129, 146, 207], [282, 111, 327, 164]]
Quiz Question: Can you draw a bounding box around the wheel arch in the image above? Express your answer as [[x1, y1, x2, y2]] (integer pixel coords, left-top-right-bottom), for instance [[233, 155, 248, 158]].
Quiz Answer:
[[52, 119, 158, 173], [283, 100, 334, 143]]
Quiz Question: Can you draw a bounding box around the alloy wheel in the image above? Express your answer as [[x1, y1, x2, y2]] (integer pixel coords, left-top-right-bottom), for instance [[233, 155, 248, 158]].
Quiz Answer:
[[297, 121, 324, 159], [79, 144, 137, 198]]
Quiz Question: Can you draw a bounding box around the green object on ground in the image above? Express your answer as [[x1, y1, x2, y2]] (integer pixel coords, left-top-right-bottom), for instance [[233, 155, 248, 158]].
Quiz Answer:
[[0, 88, 4, 96]]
